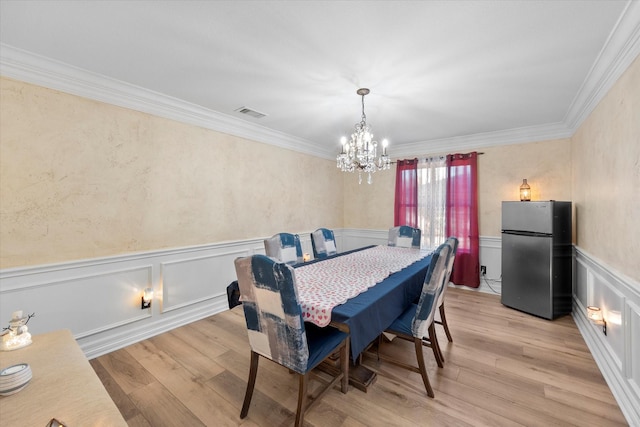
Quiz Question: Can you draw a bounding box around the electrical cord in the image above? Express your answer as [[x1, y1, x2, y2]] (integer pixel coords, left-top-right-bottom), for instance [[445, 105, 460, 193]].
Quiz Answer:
[[482, 273, 501, 294]]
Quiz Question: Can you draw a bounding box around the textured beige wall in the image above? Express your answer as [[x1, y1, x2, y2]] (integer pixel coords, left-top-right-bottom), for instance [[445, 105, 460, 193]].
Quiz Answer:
[[478, 139, 572, 237], [343, 139, 572, 237], [571, 55, 640, 283], [3, 54, 637, 283], [0, 77, 343, 268], [342, 168, 396, 229]]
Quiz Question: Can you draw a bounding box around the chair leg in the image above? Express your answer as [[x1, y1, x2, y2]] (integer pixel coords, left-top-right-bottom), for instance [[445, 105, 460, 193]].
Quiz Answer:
[[240, 351, 260, 419], [413, 338, 435, 398], [440, 303, 453, 342], [295, 372, 309, 427], [428, 323, 445, 367]]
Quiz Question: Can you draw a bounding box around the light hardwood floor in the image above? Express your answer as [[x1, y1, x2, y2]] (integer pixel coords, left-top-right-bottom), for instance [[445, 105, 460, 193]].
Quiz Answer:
[[91, 288, 628, 426]]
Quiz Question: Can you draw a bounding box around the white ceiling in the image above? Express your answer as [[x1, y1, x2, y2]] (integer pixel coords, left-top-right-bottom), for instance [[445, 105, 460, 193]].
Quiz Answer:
[[1, 1, 639, 159]]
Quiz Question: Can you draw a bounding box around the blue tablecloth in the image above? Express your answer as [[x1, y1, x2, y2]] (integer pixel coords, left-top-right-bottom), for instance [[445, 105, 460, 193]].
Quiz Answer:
[[296, 247, 432, 360]]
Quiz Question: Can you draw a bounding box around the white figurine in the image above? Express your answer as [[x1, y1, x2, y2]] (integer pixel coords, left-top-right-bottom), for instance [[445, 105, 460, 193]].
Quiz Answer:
[[0, 310, 34, 351]]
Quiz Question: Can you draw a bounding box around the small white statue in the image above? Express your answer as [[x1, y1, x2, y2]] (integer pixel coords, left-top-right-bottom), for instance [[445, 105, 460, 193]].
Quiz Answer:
[[0, 310, 34, 351]]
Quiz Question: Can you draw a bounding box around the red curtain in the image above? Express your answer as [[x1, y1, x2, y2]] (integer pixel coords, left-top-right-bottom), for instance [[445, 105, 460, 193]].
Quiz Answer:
[[446, 152, 480, 288], [394, 159, 418, 227]]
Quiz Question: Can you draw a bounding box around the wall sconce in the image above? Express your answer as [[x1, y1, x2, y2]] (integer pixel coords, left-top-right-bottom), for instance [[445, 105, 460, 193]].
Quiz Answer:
[[587, 306, 606, 335], [519, 179, 531, 201], [141, 288, 153, 310]]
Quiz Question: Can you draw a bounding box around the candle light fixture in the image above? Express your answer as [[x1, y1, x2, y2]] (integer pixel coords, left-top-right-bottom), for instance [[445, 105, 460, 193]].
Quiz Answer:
[[519, 179, 531, 201], [141, 288, 154, 310], [587, 305, 606, 335]]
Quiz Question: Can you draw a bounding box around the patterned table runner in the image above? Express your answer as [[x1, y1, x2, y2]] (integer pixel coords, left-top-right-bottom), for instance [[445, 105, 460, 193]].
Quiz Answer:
[[295, 245, 431, 326]]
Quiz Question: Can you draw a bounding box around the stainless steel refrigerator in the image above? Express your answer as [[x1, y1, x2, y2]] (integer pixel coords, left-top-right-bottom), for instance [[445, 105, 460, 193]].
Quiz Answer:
[[501, 201, 572, 319]]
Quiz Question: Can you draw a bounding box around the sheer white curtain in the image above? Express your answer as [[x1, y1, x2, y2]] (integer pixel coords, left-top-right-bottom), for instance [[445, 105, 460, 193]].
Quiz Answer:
[[416, 156, 447, 250]]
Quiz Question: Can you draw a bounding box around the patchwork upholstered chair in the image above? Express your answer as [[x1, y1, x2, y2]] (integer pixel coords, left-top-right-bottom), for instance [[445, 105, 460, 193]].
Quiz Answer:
[[377, 242, 451, 397], [434, 237, 459, 346], [234, 254, 349, 426], [388, 226, 422, 249], [310, 228, 337, 259], [263, 232, 303, 264]]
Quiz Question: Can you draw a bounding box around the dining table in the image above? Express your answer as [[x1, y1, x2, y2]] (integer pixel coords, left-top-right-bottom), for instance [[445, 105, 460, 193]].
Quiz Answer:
[[293, 245, 433, 391]]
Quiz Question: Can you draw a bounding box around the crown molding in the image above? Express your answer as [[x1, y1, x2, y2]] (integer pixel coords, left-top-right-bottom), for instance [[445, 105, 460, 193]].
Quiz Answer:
[[563, 0, 640, 132], [1, 0, 638, 161], [0, 44, 332, 160], [391, 121, 573, 158], [396, 0, 640, 157]]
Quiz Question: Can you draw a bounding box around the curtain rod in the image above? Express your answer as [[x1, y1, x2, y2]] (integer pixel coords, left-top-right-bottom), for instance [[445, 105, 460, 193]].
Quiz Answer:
[[391, 152, 484, 163]]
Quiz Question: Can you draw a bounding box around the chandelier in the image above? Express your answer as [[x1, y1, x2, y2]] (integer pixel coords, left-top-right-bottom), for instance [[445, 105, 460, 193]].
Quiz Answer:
[[336, 88, 391, 184]]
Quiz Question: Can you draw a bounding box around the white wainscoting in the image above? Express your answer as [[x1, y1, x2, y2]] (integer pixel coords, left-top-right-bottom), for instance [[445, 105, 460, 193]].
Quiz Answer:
[[0, 239, 262, 359], [572, 247, 640, 426], [0, 231, 317, 359], [340, 228, 388, 250], [2, 231, 636, 423], [0, 230, 496, 359]]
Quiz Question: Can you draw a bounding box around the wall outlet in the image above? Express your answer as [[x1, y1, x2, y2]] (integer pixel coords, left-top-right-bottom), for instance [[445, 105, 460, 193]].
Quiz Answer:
[[480, 265, 487, 275]]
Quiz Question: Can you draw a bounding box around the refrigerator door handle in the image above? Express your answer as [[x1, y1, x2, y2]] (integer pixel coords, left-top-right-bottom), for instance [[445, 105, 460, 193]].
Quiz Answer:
[[502, 230, 552, 238]]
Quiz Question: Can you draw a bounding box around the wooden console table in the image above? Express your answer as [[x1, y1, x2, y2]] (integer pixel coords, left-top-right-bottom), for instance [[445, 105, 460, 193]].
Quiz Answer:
[[0, 329, 126, 426]]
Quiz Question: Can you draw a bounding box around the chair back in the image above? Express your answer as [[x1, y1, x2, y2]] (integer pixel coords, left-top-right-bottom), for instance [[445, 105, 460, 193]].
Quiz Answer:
[[411, 243, 451, 338], [444, 237, 459, 283], [388, 226, 421, 249], [436, 237, 459, 305], [264, 233, 303, 264], [311, 228, 337, 259], [234, 255, 309, 373]]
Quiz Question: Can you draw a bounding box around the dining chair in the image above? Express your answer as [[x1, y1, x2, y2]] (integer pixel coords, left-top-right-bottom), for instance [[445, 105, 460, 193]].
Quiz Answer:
[[226, 280, 241, 309], [434, 237, 459, 344], [418, 237, 458, 366], [263, 232, 303, 264], [388, 225, 422, 249], [376, 242, 451, 397], [234, 254, 349, 426], [310, 228, 337, 259]]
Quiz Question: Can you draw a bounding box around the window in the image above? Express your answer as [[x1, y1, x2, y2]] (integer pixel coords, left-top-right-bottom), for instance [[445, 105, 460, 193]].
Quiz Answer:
[[416, 157, 447, 250], [394, 152, 480, 287]]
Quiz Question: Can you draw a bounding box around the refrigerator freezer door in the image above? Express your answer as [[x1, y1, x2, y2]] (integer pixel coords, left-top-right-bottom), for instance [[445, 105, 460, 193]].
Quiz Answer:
[[502, 201, 553, 234], [501, 232, 553, 319]]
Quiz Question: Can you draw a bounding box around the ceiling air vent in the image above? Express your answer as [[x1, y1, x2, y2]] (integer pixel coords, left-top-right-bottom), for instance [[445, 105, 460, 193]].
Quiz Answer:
[[235, 106, 267, 119]]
